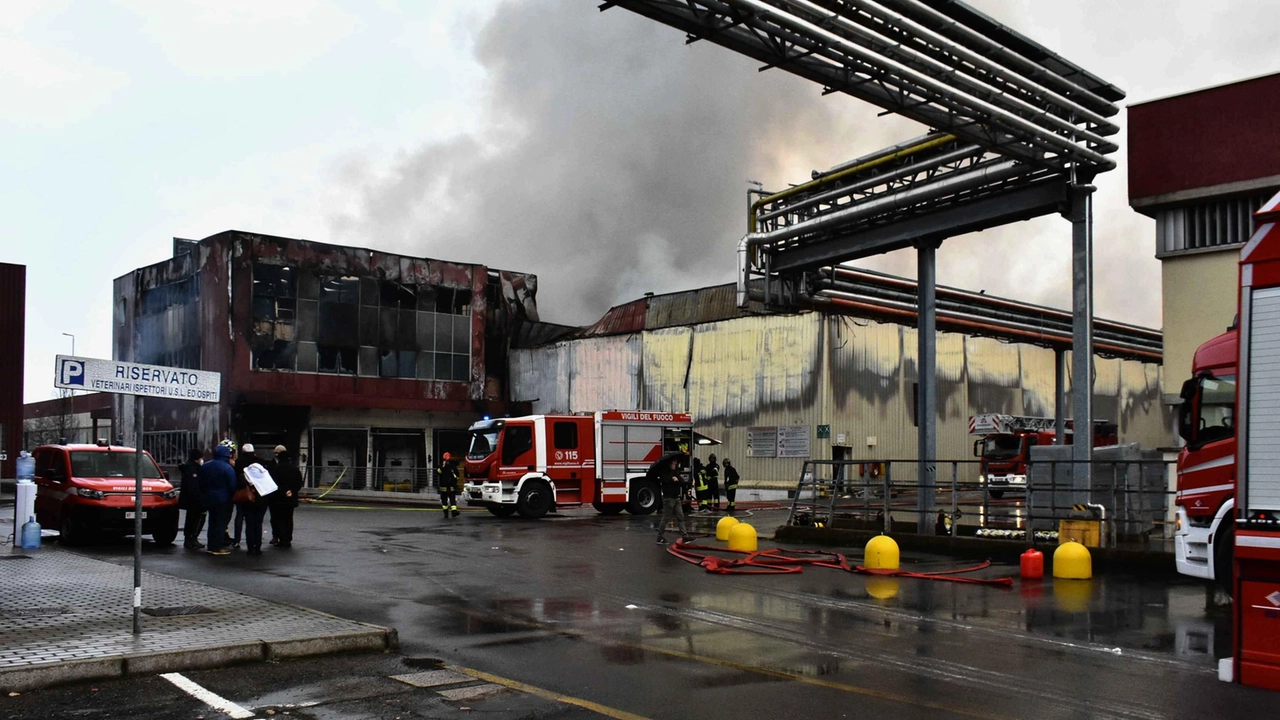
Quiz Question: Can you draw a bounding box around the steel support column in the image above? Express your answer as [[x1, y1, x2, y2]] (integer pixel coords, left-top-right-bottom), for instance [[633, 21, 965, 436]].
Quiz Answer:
[[1065, 184, 1095, 484], [917, 242, 938, 534], [1054, 348, 1067, 445]]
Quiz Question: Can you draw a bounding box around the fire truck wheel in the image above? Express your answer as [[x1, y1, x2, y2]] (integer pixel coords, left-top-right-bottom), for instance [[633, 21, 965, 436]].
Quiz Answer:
[[592, 501, 626, 515], [517, 481, 552, 519], [627, 480, 660, 516], [487, 505, 517, 517], [989, 490, 1004, 500], [1215, 521, 1235, 593]]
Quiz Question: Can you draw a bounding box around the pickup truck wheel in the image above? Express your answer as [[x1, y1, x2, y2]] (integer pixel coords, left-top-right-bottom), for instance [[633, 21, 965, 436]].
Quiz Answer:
[[592, 501, 626, 515], [627, 480, 660, 515], [516, 481, 552, 519], [487, 505, 517, 518], [151, 524, 178, 547]]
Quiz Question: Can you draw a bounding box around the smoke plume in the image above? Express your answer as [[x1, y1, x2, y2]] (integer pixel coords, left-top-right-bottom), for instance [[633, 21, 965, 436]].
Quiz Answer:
[[328, 0, 1161, 328]]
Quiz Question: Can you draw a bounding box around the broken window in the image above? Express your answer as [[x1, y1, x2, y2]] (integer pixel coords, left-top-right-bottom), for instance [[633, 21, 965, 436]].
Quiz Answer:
[[251, 263, 297, 371], [139, 275, 201, 368], [317, 276, 359, 375]]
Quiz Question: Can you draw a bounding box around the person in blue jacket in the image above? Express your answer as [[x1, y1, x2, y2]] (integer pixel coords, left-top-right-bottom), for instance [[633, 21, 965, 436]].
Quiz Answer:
[[200, 443, 238, 555]]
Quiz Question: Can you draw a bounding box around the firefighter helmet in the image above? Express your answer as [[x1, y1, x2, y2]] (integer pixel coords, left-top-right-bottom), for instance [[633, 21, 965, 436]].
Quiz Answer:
[[442, 452, 453, 462]]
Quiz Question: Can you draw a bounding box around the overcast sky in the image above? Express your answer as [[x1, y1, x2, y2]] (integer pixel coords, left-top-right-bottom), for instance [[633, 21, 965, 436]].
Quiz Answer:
[[4, 0, 1278, 402]]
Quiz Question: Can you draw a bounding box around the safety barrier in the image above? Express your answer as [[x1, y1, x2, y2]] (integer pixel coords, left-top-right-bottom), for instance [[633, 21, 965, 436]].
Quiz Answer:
[[785, 457, 1176, 548]]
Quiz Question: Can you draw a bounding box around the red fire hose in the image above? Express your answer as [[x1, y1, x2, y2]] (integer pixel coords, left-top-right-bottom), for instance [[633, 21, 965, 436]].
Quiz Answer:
[[666, 541, 1013, 587]]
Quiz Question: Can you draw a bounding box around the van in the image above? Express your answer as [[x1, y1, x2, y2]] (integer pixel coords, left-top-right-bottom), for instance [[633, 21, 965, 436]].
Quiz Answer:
[[32, 443, 181, 546]]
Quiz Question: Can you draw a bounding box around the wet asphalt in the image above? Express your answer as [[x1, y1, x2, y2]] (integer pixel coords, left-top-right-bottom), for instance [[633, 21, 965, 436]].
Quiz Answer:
[[10, 503, 1278, 719]]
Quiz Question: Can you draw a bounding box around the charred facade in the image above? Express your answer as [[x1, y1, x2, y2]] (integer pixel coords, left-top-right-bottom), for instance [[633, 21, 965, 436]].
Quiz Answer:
[[113, 231, 539, 492]]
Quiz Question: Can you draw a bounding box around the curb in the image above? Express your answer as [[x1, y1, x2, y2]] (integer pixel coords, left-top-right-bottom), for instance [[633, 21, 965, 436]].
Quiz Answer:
[[0, 627, 397, 693], [773, 525, 1180, 576]]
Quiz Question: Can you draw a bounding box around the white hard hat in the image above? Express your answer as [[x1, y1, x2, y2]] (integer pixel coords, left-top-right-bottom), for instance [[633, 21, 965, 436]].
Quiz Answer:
[[241, 443, 255, 453]]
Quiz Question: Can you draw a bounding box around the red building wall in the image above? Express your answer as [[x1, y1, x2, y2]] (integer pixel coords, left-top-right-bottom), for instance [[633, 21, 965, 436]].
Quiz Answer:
[[1129, 73, 1280, 204], [0, 263, 25, 478]]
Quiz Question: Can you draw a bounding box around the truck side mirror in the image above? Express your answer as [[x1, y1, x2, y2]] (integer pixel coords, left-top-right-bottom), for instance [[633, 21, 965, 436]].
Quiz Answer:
[[1178, 377, 1200, 444], [972, 440, 982, 458]]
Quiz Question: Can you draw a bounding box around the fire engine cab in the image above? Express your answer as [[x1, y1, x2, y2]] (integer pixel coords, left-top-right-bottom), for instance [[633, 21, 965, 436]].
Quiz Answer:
[[970, 414, 1118, 498], [463, 411, 694, 519]]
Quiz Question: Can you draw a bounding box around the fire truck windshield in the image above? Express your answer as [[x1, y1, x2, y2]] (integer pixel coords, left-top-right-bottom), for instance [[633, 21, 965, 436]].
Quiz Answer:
[[981, 436, 1024, 460], [468, 429, 501, 460]]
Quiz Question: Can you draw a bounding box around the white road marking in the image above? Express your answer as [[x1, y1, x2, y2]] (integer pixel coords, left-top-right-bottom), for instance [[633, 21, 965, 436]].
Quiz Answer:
[[160, 672, 255, 719]]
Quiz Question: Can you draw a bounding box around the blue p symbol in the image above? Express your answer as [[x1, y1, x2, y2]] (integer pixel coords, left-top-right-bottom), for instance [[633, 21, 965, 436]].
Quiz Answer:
[[60, 360, 84, 387]]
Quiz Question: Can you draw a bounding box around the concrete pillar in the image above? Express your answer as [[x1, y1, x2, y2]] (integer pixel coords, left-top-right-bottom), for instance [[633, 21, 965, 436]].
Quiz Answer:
[[1065, 184, 1096, 485], [917, 242, 938, 534]]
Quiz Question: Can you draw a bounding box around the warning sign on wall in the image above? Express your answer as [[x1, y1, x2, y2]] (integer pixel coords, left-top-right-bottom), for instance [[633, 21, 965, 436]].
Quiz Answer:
[[747, 426, 777, 458]]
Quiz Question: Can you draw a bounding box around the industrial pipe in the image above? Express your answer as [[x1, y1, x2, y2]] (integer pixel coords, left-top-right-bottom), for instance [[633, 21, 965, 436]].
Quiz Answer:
[[746, 157, 1031, 246], [823, 267, 1162, 342], [825, 0, 1118, 127], [875, 0, 1120, 116], [749, 133, 956, 231], [813, 281, 1161, 356], [806, 291, 1161, 361], [775, 0, 1118, 147], [724, 0, 1115, 170], [756, 143, 988, 225]]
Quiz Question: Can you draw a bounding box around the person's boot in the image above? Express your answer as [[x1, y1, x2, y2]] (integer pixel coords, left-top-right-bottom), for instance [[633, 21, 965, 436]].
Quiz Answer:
[[440, 507, 449, 519], [452, 508, 460, 518]]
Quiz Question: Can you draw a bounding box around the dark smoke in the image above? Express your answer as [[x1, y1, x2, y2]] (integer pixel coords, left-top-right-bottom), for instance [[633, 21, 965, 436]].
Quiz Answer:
[[328, 0, 1160, 328]]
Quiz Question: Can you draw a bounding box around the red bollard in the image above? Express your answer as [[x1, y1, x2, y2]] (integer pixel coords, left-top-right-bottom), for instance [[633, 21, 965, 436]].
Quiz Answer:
[[1020, 548, 1044, 580]]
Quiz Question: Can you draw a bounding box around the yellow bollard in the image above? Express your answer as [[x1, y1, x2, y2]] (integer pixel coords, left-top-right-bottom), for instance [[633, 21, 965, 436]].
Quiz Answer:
[[716, 516, 740, 541], [727, 522, 758, 552], [1052, 541, 1092, 579], [864, 534, 900, 570]]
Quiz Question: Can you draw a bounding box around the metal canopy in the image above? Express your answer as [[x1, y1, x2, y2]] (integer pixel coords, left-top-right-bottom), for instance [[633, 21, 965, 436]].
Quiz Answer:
[[602, 0, 1124, 533]]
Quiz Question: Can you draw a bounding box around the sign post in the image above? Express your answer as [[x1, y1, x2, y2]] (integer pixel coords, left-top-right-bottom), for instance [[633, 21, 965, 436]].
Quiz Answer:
[[55, 355, 220, 635]]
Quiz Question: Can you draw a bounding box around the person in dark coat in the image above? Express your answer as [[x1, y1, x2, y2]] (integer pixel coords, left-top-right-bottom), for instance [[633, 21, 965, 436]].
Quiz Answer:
[[200, 444, 238, 555], [236, 455, 273, 556], [692, 457, 708, 512], [231, 443, 255, 548], [269, 446, 303, 547], [654, 456, 692, 545], [705, 454, 721, 511], [177, 448, 206, 549], [722, 458, 741, 515]]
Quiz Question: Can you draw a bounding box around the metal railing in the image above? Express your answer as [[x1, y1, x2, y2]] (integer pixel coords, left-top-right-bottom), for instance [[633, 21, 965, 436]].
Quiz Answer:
[[786, 458, 1175, 549]]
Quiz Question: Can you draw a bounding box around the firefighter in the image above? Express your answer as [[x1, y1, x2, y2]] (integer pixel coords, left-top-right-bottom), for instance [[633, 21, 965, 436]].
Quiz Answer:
[[722, 458, 740, 515], [705, 454, 721, 511], [692, 457, 709, 512], [437, 453, 463, 519]]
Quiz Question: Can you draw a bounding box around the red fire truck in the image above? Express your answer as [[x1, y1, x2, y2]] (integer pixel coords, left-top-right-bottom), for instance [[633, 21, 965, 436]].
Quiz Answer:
[[462, 411, 694, 519], [1173, 328, 1238, 586], [1229, 189, 1280, 689], [969, 414, 1118, 498]]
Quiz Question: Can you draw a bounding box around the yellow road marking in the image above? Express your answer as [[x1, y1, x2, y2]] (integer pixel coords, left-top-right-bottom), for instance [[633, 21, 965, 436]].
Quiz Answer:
[[311, 504, 473, 512], [455, 667, 653, 720]]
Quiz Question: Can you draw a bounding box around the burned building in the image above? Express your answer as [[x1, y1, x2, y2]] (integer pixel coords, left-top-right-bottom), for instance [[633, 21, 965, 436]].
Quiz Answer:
[[114, 231, 539, 491], [0, 263, 24, 479], [511, 271, 1173, 486]]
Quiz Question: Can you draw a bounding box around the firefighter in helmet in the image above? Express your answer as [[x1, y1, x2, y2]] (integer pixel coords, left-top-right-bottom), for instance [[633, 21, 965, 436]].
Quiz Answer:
[[705, 453, 721, 512], [722, 458, 740, 514], [437, 452, 463, 519], [692, 456, 709, 512]]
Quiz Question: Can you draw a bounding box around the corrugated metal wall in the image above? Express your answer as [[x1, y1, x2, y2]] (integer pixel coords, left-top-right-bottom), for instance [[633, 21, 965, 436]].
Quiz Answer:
[[509, 310, 1173, 486]]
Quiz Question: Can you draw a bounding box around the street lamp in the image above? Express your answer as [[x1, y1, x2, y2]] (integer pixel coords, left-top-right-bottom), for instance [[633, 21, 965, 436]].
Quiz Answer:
[[62, 332, 75, 356]]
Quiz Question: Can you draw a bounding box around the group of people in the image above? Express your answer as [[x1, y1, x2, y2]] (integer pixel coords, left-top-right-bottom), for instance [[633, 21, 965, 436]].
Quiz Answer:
[[690, 454, 741, 514], [653, 453, 741, 544], [176, 442, 305, 556]]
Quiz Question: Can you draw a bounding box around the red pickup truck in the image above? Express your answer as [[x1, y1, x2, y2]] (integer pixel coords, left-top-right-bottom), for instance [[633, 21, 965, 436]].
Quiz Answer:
[[32, 443, 180, 546]]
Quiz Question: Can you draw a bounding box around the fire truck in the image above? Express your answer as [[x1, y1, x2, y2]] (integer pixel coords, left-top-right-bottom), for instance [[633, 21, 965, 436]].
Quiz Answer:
[[1173, 328, 1238, 586], [462, 411, 694, 519], [969, 414, 1118, 498]]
